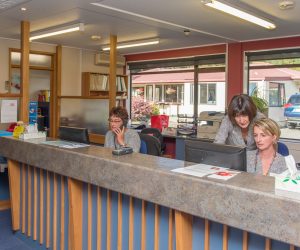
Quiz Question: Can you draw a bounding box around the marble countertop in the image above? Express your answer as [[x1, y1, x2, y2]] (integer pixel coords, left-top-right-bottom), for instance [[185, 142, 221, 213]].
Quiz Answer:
[[0, 136, 299, 246]]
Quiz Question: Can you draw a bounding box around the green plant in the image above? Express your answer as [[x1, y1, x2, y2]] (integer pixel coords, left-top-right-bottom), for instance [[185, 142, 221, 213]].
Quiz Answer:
[[250, 89, 269, 113], [151, 104, 160, 115]]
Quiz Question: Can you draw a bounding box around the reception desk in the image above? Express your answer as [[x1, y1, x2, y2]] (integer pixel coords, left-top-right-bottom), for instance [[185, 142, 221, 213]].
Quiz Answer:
[[0, 136, 299, 250]]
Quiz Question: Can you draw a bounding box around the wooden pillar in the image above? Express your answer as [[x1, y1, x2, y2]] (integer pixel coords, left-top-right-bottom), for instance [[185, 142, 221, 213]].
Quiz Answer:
[[20, 21, 30, 122], [53, 45, 62, 138], [109, 35, 117, 110]]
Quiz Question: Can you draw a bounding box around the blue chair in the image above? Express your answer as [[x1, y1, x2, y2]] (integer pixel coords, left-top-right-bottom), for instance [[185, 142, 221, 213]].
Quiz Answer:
[[277, 141, 289, 156], [140, 139, 147, 154], [139, 133, 161, 156]]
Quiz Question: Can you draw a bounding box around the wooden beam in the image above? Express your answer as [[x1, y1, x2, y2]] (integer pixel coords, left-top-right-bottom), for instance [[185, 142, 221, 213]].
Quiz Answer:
[[109, 35, 117, 110], [20, 21, 30, 122], [7, 160, 20, 230], [54, 45, 62, 138], [174, 211, 193, 250]]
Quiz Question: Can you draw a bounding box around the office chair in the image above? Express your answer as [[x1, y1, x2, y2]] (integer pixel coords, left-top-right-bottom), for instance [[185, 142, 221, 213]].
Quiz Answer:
[[139, 133, 161, 156], [141, 128, 166, 154], [277, 141, 289, 156]]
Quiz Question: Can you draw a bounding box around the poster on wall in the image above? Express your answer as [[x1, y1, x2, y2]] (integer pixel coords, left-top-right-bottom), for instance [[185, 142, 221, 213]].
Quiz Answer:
[[29, 101, 38, 124], [0, 100, 17, 123]]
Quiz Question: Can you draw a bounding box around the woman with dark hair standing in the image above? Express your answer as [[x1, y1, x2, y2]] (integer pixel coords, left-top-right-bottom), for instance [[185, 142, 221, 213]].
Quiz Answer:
[[214, 94, 265, 150], [104, 106, 141, 152]]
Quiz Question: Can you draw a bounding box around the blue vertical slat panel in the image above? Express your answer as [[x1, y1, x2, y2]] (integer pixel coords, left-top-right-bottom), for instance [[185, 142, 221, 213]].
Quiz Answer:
[[49, 172, 54, 248], [111, 191, 119, 250], [43, 169, 47, 244], [36, 168, 40, 242], [209, 221, 223, 250], [64, 176, 69, 250], [82, 183, 88, 250], [19, 163, 23, 230], [121, 194, 130, 250], [91, 185, 98, 250], [192, 216, 205, 250], [101, 188, 108, 250], [145, 202, 155, 250], [248, 232, 265, 250], [271, 239, 291, 250], [0, 170, 10, 200], [159, 206, 170, 250], [56, 175, 61, 250], [227, 226, 243, 250], [30, 166, 34, 239], [133, 198, 142, 250], [25, 165, 28, 235]]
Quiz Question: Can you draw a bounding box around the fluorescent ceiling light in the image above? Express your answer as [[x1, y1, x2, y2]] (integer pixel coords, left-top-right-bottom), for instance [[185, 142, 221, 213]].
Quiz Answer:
[[202, 0, 276, 30], [30, 23, 84, 41], [102, 39, 159, 51]]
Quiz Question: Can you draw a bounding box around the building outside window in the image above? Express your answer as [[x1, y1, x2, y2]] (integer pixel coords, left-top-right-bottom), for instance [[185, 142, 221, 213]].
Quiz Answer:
[[145, 85, 153, 101], [132, 87, 144, 97], [199, 83, 216, 104], [269, 82, 285, 107], [164, 84, 184, 103]]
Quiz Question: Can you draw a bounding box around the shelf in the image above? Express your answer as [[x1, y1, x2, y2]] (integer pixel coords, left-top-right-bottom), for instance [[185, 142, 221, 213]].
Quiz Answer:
[[82, 72, 128, 101]]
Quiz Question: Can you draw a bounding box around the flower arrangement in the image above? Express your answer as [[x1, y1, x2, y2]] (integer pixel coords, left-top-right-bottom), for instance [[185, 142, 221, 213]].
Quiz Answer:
[[131, 96, 159, 121]]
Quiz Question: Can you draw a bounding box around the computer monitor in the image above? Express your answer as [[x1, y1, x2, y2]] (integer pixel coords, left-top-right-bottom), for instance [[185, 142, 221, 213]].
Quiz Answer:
[[59, 126, 90, 144], [185, 140, 247, 171]]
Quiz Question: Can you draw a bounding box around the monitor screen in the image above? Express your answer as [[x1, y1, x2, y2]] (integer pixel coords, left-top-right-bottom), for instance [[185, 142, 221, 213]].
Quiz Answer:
[[185, 140, 246, 171], [59, 126, 90, 144]]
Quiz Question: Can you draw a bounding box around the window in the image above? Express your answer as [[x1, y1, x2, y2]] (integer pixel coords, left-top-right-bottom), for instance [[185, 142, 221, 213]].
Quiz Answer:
[[132, 87, 144, 97], [164, 84, 183, 103], [246, 49, 300, 140], [146, 85, 153, 101], [269, 82, 285, 107], [199, 83, 216, 104], [155, 85, 162, 102]]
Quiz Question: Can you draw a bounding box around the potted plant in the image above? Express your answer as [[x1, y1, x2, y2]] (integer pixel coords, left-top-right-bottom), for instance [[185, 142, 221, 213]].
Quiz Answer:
[[250, 88, 269, 116]]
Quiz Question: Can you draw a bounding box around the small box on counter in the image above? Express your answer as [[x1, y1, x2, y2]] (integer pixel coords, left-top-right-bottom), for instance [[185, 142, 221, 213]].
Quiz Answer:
[[272, 170, 300, 200]]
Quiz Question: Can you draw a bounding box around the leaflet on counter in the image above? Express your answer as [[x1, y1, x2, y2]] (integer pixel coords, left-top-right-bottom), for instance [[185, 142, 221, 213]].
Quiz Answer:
[[172, 163, 240, 180]]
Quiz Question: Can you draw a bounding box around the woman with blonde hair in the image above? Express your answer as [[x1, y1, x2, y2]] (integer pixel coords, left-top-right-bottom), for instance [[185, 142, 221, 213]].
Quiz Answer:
[[247, 118, 287, 175]]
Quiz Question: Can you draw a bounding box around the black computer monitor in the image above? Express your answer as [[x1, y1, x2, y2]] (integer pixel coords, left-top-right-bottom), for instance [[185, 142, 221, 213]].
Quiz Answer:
[[185, 140, 247, 171], [59, 126, 90, 144]]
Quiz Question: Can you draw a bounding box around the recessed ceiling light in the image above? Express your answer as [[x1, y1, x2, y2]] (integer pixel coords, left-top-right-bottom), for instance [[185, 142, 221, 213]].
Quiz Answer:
[[20, 7, 27, 11]]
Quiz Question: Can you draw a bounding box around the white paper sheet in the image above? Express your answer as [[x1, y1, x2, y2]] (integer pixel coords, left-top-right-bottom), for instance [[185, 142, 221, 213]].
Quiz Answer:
[[1, 100, 17, 123], [172, 164, 229, 178]]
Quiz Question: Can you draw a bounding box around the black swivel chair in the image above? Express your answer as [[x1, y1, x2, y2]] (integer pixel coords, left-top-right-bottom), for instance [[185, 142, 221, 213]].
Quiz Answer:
[[139, 133, 161, 156], [141, 128, 166, 154]]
